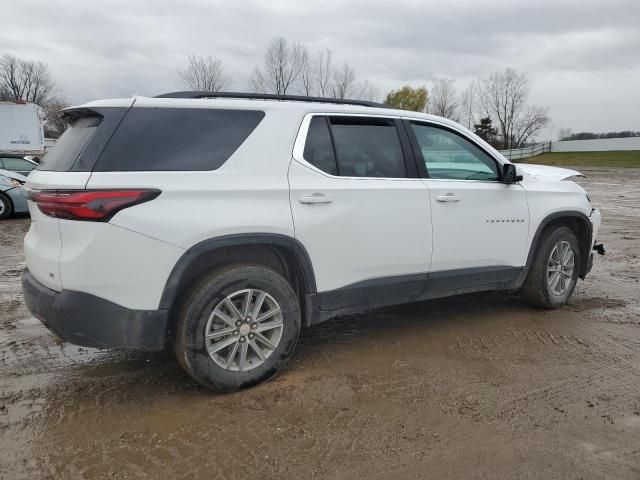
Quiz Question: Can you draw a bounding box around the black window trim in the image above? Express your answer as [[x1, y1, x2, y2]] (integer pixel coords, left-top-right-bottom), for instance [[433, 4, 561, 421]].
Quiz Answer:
[[402, 119, 505, 182], [324, 116, 341, 177], [297, 113, 420, 180], [393, 118, 420, 178]]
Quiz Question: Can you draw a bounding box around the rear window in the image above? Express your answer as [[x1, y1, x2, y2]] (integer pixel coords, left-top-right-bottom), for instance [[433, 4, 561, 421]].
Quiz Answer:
[[38, 116, 101, 171], [94, 108, 265, 171]]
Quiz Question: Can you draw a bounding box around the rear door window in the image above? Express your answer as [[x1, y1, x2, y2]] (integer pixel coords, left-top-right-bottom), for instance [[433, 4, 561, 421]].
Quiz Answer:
[[303, 117, 337, 175], [301, 116, 409, 178], [329, 117, 407, 178], [94, 108, 265, 171]]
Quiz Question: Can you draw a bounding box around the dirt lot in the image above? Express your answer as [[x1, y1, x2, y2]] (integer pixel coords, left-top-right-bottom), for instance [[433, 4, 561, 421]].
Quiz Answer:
[[1, 167, 639, 480]]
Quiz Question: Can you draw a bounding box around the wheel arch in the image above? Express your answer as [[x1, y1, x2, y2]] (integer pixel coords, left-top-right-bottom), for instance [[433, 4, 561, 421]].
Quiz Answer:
[[159, 233, 317, 316], [526, 211, 593, 279]]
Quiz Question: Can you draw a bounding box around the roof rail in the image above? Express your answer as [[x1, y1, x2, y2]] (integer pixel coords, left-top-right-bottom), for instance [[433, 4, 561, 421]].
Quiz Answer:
[[154, 91, 390, 109]]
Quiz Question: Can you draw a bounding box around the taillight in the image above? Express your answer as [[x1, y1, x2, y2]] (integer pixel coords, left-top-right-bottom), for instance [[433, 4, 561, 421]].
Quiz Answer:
[[28, 189, 160, 221]]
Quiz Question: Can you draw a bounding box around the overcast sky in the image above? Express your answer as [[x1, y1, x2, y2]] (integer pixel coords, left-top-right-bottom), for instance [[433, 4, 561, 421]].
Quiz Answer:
[[3, 0, 639, 135]]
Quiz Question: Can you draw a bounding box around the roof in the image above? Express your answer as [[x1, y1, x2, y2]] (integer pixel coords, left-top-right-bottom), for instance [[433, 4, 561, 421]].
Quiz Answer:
[[63, 93, 504, 163], [67, 93, 465, 131]]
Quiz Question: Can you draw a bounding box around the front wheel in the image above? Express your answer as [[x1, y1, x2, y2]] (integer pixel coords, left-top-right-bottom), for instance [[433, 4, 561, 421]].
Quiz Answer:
[[521, 226, 580, 309], [174, 265, 301, 392], [0, 193, 13, 220]]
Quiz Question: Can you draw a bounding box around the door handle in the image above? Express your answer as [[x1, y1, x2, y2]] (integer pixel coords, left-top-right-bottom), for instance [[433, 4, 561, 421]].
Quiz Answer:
[[299, 194, 333, 205], [436, 193, 460, 203]]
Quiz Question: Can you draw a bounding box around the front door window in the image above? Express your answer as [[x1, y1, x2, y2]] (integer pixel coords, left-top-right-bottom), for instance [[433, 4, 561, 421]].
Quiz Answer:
[[410, 122, 499, 181]]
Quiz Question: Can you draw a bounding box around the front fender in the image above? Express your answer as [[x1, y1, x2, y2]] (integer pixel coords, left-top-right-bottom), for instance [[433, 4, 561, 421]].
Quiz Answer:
[[525, 211, 593, 280]]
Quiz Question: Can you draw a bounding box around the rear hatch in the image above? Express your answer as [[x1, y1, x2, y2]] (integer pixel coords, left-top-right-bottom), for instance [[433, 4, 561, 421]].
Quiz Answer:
[[24, 98, 267, 294], [23, 100, 133, 290]]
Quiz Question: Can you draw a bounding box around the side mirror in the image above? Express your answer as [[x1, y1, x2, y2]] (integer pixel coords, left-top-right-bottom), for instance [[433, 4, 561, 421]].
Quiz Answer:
[[502, 163, 523, 184]]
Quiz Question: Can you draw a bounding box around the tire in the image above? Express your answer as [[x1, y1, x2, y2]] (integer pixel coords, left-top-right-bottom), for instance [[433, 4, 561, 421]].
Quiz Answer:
[[521, 226, 581, 309], [174, 265, 301, 392], [0, 193, 13, 220]]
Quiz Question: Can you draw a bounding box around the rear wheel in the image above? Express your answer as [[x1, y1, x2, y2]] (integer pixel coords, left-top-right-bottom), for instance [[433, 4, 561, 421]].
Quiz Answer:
[[174, 265, 301, 392], [0, 193, 13, 219], [521, 226, 580, 308]]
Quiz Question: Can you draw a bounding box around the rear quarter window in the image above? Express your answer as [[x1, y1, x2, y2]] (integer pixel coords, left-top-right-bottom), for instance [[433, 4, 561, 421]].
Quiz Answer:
[[38, 116, 101, 171], [38, 107, 130, 172], [94, 108, 265, 171]]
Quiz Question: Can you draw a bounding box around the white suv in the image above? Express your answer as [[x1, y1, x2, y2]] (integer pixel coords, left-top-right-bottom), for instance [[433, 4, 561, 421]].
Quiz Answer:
[[22, 92, 603, 391]]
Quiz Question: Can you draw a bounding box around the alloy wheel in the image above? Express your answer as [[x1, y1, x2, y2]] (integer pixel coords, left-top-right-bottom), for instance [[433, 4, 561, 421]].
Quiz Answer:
[[204, 288, 283, 371], [547, 240, 575, 296]]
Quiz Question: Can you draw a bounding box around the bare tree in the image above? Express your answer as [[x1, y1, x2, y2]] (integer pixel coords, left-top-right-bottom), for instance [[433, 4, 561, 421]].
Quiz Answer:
[[557, 127, 572, 141], [513, 106, 551, 146], [313, 49, 333, 97], [356, 80, 380, 102], [41, 96, 69, 138], [331, 63, 356, 99], [476, 68, 550, 149], [299, 47, 314, 96], [458, 82, 477, 129], [0, 54, 69, 136], [179, 54, 231, 92], [249, 40, 378, 100], [250, 37, 304, 94], [429, 77, 458, 120], [0, 54, 54, 105]]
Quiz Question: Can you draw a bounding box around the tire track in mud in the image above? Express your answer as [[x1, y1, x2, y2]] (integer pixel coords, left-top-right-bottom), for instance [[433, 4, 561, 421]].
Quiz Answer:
[[451, 298, 637, 367], [40, 407, 355, 478], [15, 301, 640, 480], [581, 444, 640, 480], [452, 325, 597, 360], [38, 305, 640, 478], [35, 370, 441, 479], [495, 366, 640, 421], [447, 292, 640, 428]]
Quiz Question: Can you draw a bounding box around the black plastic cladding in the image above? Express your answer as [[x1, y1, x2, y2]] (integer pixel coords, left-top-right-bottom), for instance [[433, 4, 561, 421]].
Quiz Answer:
[[159, 234, 318, 310], [525, 211, 593, 279]]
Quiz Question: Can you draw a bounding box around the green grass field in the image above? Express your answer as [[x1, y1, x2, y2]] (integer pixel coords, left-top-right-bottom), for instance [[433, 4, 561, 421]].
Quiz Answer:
[[517, 150, 640, 168]]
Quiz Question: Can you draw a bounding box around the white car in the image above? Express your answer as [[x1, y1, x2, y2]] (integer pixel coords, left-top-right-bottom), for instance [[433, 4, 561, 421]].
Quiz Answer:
[[21, 92, 603, 391]]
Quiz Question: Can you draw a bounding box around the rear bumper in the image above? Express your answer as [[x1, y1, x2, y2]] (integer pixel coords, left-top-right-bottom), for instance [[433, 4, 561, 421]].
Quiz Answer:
[[22, 269, 168, 351]]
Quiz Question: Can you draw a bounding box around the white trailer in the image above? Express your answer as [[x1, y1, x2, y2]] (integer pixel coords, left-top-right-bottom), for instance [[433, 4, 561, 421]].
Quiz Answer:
[[0, 102, 45, 155]]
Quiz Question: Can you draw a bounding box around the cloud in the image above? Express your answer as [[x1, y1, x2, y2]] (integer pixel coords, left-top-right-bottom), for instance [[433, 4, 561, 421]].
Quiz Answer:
[[2, 0, 639, 131]]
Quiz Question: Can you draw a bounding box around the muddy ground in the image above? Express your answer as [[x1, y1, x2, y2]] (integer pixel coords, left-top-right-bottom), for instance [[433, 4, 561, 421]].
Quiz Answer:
[[1, 166, 639, 479]]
